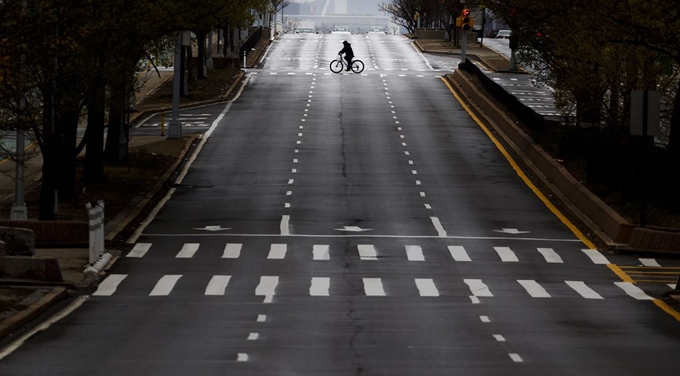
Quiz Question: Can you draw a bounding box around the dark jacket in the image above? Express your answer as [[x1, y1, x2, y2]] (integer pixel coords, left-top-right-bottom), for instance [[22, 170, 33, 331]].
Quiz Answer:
[[339, 41, 354, 59]]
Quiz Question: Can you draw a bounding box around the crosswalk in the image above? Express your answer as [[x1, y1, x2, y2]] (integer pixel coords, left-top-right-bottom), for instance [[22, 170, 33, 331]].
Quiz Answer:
[[93, 273, 655, 301], [126, 242, 611, 264]]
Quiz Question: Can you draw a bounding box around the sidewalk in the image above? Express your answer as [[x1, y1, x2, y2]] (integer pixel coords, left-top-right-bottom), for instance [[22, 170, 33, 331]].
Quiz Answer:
[[413, 38, 515, 73]]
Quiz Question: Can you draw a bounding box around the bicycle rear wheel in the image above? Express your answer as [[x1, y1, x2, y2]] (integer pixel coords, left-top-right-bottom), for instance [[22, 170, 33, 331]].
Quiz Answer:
[[351, 59, 364, 73], [330, 60, 344, 73]]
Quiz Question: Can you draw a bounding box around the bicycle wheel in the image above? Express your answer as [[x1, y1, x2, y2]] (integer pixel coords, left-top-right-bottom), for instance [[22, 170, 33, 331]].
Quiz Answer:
[[329, 59, 344, 73], [351, 59, 364, 73]]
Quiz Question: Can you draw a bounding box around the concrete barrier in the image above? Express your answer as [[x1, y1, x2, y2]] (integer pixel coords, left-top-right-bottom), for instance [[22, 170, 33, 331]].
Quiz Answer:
[[414, 29, 446, 40], [448, 70, 634, 246], [0, 221, 88, 248], [0, 256, 63, 282]]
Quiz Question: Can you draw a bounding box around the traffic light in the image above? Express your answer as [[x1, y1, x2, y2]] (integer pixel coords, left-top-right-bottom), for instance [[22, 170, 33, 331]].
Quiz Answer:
[[460, 8, 474, 30]]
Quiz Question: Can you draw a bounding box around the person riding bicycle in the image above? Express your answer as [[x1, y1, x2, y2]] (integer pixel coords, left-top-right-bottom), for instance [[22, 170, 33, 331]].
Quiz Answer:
[[338, 40, 354, 71]]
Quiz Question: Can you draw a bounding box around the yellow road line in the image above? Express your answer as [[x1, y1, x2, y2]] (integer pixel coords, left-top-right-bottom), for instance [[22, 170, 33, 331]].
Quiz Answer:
[[442, 76, 680, 320], [441, 77, 596, 250]]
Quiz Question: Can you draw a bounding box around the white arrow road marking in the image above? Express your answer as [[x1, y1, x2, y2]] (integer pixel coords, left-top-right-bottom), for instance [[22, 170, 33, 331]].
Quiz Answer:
[[335, 226, 374, 232], [194, 226, 231, 231], [493, 228, 530, 234]]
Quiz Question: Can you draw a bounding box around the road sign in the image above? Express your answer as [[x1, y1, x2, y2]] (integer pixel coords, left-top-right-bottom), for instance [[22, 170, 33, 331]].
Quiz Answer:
[[630, 90, 660, 136]]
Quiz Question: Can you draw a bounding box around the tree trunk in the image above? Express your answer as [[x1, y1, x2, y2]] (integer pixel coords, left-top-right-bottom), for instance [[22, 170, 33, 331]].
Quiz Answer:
[[667, 79, 680, 160], [82, 58, 107, 183], [197, 30, 207, 79], [105, 81, 126, 163]]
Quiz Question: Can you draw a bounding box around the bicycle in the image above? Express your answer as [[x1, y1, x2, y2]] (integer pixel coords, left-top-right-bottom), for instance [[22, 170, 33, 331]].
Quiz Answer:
[[330, 54, 365, 74]]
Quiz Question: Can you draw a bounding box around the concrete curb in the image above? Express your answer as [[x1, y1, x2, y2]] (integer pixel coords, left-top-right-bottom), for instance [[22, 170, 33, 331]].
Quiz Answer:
[[0, 287, 68, 339]]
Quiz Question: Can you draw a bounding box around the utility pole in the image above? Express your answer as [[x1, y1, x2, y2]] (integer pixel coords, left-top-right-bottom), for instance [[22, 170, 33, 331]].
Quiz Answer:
[[168, 31, 182, 139]]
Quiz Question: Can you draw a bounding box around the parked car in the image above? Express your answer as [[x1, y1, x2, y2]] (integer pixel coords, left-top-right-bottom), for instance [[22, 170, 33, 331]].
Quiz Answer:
[[495, 30, 512, 39]]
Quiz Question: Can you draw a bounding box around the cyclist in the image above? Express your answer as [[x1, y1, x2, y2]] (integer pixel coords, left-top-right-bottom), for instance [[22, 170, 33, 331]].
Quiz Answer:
[[338, 40, 354, 71]]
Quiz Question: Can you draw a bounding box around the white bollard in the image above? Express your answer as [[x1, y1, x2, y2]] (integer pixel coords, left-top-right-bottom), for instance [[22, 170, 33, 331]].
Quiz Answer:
[[86, 202, 105, 265]]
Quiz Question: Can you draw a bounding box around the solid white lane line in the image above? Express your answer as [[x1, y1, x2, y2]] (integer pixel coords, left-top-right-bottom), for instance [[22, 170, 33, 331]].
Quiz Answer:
[[268, 244, 287, 259], [448, 246, 471, 261], [415, 278, 439, 297], [205, 275, 232, 295], [149, 275, 183, 296], [280, 215, 290, 235], [255, 276, 279, 297], [237, 353, 249, 362], [247, 333, 259, 340], [565, 281, 603, 299], [430, 217, 447, 237], [464, 279, 493, 297], [639, 258, 661, 267], [127, 243, 151, 258], [358, 244, 378, 260], [509, 353, 524, 363], [615, 282, 654, 300], [313, 244, 330, 260], [582, 249, 611, 264], [537, 248, 563, 263], [222, 243, 242, 259], [310, 277, 330, 296], [363, 278, 386, 296], [92, 274, 127, 296], [480, 316, 491, 323], [405, 245, 425, 261], [257, 314, 266, 322], [494, 247, 519, 262], [176, 243, 199, 258], [493, 334, 506, 342], [518, 280, 551, 298]]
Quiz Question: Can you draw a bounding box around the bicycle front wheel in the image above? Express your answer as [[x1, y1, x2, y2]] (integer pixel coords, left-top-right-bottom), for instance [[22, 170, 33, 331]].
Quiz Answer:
[[351, 59, 364, 73], [330, 60, 344, 73]]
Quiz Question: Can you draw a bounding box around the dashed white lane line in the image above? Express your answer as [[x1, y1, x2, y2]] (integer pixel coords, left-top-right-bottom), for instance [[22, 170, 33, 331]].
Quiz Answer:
[[313, 244, 330, 260], [93, 274, 127, 296], [565, 281, 604, 299], [480, 315, 491, 323], [280, 215, 290, 235], [268, 244, 287, 259], [176, 243, 199, 258], [537, 247, 563, 263], [363, 278, 387, 296], [127, 243, 151, 258], [358, 244, 378, 260], [205, 275, 232, 295], [430, 217, 447, 237], [222, 243, 242, 258], [469, 296, 481, 304], [493, 334, 506, 342], [310, 277, 331, 296], [405, 245, 425, 261], [517, 279, 551, 298], [494, 246, 519, 262], [247, 333, 259, 340], [449, 246, 471, 261], [415, 278, 440, 297], [464, 279, 494, 297], [582, 248, 611, 264], [149, 275, 182, 296], [257, 314, 267, 322], [615, 282, 654, 300], [237, 353, 249, 362]]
